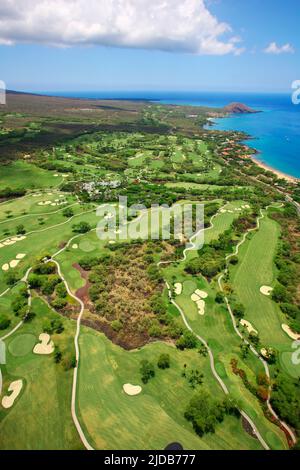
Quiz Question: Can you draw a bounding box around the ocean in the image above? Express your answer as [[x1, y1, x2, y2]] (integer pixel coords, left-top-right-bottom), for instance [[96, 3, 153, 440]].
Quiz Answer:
[[42, 91, 300, 179]]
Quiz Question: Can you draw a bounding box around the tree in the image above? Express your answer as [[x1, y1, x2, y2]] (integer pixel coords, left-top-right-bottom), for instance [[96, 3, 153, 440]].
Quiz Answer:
[[272, 284, 290, 303], [0, 314, 11, 330], [62, 207, 74, 218], [232, 303, 245, 320], [184, 390, 230, 437], [140, 360, 155, 384], [16, 224, 26, 235], [72, 221, 91, 233], [157, 353, 170, 369], [215, 292, 224, 304], [176, 330, 198, 350]]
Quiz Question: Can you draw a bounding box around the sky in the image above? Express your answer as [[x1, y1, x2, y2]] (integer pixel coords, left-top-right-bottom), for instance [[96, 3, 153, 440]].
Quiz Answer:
[[0, 0, 298, 93]]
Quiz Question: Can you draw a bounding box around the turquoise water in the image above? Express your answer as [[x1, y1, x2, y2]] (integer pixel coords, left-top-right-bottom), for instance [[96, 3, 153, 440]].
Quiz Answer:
[[42, 91, 300, 178]]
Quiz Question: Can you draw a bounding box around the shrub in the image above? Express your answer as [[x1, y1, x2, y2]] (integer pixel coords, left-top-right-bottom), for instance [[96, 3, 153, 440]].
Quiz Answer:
[[0, 314, 11, 330], [176, 330, 198, 350], [140, 360, 155, 384], [157, 353, 170, 369], [72, 221, 91, 233], [111, 320, 123, 332], [62, 208, 74, 218], [215, 292, 224, 304]]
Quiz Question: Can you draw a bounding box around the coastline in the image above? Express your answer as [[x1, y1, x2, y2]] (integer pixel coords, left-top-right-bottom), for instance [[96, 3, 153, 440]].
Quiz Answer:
[[250, 155, 299, 184], [207, 115, 299, 184]]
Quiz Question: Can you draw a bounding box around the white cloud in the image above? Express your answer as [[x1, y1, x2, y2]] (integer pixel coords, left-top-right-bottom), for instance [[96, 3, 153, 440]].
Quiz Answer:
[[0, 0, 242, 55], [264, 42, 294, 55]]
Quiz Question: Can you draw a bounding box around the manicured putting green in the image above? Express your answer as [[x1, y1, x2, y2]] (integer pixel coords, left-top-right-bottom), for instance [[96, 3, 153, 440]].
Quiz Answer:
[[280, 351, 300, 379], [8, 334, 36, 357]]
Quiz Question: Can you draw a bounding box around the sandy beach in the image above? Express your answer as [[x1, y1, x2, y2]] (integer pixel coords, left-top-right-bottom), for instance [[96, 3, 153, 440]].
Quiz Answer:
[[251, 156, 299, 184]]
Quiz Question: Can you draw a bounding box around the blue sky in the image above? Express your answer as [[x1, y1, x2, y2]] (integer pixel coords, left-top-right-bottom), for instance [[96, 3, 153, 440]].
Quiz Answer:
[[0, 0, 298, 93]]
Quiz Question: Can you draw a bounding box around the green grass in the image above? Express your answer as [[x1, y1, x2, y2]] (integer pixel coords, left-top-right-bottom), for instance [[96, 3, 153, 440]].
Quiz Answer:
[[77, 329, 262, 450], [162, 254, 288, 449], [230, 213, 289, 349], [0, 161, 61, 191], [0, 297, 82, 450], [8, 334, 36, 357]]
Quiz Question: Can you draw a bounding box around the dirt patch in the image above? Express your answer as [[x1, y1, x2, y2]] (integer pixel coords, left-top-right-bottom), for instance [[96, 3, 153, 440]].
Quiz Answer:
[[242, 416, 258, 439], [73, 263, 91, 305]]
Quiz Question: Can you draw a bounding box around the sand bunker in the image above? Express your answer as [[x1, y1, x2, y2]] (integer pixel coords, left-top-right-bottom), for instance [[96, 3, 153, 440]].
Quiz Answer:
[[240, 319, 258, 335], [282, 324, 300, 340], [260, 348, 268, 358], [195, 289, 208, 299], [1, 380, 23, 409], [38, 201, 52, 206], [123, 383, 142, 396], [2, 263, 9, 271], [72, 244, 78, 249], [260, 286, 273, 296], [196, 299, 205, 316], [174, 283, 182, 295], [16, 254, 26, 260], [191, 289, 207, 315], [9, 260, 20, 268], [33, 333, 54, 355], [3, 240, 16, 246]]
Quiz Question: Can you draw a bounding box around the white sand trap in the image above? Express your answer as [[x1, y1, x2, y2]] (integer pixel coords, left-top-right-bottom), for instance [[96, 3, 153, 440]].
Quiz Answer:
[[72, 244, 78, 249], [54, 174, 59, 177], [9, 259, 20, 268], [260, 348, 271, 359], [282, 324, 300, 340], [16, 254, 26, 260], [260, 286, 273, 296], [2, 263, 9, 271], [17, 235, 26, 241], [195, 289, 208, 299], [0, 243, 4, 248], [191, 290, 206, 315], [2, 380, 23, 409], [3, 240, 16, 246], [59, 195, 64, 198], [51, 203, 56, 206], [191, 293, 201, 302], [47, 193, 53, 195], [174, 283, 182, 295], [240, 319, 258, 335], [109, 240, 116, 244], [123, 383, 142, 396], [33, 333, 55, 355]]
